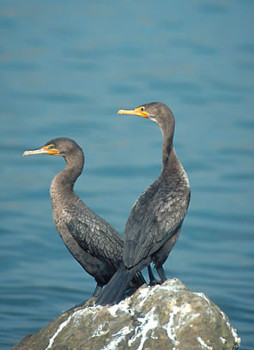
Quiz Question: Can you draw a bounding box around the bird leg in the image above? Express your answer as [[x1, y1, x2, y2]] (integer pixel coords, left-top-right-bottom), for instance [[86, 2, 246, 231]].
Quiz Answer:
[[156, 266, 167, 283], [148, 265, 161, 285]]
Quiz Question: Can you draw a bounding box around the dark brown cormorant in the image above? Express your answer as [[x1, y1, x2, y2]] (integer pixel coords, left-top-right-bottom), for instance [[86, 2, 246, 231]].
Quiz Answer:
[[96, 102, 190, 305], [23, 137, 145, 297]]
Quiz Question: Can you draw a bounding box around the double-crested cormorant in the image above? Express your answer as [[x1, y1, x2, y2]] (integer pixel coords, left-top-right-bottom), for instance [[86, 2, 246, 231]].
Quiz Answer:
[[23, 137, 145, 297], [96, 102, 190, 305]]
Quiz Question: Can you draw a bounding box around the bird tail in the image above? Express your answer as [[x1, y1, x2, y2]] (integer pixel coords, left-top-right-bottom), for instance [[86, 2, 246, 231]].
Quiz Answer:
[[131, 270, 146, 288], [96, 265, 135, 306]]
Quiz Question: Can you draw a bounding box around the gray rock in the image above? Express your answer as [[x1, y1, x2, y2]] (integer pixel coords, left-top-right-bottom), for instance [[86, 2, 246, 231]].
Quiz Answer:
[[13, 279, 240, 350]]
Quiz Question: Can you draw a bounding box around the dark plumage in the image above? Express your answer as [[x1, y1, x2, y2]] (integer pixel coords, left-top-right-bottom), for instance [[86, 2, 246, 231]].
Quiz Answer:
[[96, 102, 190, 305], [23, 137, 145, 297]]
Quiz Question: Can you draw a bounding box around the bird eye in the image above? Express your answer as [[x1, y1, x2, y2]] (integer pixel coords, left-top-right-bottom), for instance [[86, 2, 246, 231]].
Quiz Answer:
[[140, 107, 145, 111], [48, 145, 55, 149]]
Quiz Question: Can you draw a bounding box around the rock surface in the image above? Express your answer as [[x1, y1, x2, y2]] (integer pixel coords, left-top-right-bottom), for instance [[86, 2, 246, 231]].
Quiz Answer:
[[13, 279, 240, 350]]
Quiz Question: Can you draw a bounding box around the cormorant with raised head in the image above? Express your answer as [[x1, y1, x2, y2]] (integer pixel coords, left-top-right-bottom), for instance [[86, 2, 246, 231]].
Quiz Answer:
[[96, 102, 190, 305], [23, 137, 145, 297]]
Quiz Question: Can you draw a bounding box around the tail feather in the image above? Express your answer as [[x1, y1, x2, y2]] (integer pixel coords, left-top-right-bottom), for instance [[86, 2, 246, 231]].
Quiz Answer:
[[131, 270, 146, 288], [96, 267, 134, 306]]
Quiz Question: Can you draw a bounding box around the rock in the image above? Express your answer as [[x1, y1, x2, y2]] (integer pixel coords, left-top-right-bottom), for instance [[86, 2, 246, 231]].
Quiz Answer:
[[13, 279, 240, 350]]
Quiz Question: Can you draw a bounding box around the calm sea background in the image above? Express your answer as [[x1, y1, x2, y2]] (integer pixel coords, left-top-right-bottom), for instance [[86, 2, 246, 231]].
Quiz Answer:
[[0, 1, 253, 349]]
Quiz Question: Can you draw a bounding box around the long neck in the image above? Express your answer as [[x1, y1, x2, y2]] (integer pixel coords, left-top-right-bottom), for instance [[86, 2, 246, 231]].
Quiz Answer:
[[160, 120, 175, 171], [162, 135, 174, 170], [50, 153, 84, 204], [161, 128, 188, 185]]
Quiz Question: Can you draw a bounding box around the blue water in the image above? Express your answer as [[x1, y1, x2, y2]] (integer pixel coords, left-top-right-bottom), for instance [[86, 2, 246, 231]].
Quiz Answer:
[[0, 1, 253, 349]]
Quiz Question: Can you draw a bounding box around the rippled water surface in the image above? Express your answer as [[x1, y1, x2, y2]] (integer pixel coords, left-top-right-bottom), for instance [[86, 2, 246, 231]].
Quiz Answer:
[[1, 1, 253, 349]]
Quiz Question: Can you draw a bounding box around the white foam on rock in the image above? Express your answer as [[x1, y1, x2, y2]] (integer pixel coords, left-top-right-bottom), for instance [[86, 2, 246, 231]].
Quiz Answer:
[[46, 314, 73, 350], [128, 307, 159, 350], [101, 325, 131, 350], [108, 297, 132, 317], [46, 308, 95, 349], [197, 336, 213, 349]]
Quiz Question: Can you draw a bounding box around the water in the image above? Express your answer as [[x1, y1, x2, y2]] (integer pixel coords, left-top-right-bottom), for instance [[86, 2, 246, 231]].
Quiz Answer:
[[0, 1, 253, 348]]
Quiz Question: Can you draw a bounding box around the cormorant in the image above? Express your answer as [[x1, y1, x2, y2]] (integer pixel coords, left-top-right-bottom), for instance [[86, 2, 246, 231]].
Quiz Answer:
[[23, 137, 145, 297], [96, 102, 190, 305]]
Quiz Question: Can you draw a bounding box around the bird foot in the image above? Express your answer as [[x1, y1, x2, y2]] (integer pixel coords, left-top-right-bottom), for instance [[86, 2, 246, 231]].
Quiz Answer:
[[149, 279, 162, 286]]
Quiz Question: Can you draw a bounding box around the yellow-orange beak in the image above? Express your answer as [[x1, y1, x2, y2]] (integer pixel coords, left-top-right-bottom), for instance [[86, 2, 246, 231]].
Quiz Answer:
[[23, 144, 59, 157], [118, 107, 149, 118]]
